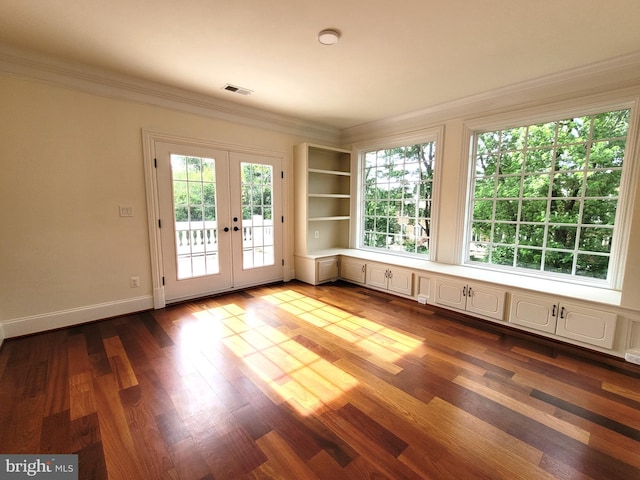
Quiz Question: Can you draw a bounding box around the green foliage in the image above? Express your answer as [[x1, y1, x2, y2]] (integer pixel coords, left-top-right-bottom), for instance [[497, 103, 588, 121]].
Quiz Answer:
[[171, 157, 273, 225], [363, 142, 435, 255], [468, 108, 630, 280], [171, 155, 217, 223]]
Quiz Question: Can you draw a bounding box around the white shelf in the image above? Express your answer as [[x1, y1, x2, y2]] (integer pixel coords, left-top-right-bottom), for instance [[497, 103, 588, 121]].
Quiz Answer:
[[308, 216, 351, 222], [308, 168, 351, 176], [308, 193, 351, 198], [295, 142, 352, 284]]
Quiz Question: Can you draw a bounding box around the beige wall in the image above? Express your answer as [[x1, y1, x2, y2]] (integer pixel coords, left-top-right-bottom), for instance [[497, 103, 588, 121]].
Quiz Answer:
[[2, 71, 640, 334], [0, 75, 306, 323]]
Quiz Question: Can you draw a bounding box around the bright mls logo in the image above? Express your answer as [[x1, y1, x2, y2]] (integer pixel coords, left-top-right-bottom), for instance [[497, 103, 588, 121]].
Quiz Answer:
[[0, 455, 77, 479]]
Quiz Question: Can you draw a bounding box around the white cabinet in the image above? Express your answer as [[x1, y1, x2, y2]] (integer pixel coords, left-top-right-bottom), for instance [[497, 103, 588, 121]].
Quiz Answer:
[[366, 262, 413, 296], [317, 257, 339, 283], [556, 303, 618, 349], [340, 257, 366, 284], [434, 277, 505, 321], [509, 293, 558, 334], [509, 293, 618, 349]]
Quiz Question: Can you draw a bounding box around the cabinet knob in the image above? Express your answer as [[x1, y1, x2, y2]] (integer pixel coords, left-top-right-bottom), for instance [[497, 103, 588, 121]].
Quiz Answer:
[[552, 305, 557, 317], [223, 227, 229, 232]]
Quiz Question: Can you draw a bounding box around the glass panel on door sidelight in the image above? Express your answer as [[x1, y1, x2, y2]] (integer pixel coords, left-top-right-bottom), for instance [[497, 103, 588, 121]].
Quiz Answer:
[[171, 154, 220, 279]]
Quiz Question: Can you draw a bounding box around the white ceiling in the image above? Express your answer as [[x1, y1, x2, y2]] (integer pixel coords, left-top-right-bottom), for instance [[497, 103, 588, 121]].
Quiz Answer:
[[1, 0, 640, 129]]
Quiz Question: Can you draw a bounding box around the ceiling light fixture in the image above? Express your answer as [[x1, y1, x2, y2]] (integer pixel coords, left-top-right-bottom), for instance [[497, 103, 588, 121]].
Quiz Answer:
[[318, 29, 340, 45]]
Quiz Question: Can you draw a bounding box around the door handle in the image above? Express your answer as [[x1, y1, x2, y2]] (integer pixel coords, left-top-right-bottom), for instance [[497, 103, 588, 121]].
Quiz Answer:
[[233, 226, 240, 231], [223, 227, 230, 232], [233, 217, 239, 222]]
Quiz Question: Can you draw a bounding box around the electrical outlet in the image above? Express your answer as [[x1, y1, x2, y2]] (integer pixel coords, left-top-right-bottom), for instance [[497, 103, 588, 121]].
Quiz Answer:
[[314, 230, 320, 238], [130, 276, 140, 288]]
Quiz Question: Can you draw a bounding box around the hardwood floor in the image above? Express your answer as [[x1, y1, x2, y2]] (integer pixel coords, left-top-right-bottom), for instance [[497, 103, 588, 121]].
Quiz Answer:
[[1, 281, 639, 479]]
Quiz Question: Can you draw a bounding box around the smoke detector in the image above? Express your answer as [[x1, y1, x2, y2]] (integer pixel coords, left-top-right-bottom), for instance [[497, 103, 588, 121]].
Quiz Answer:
[[223, 84, 253, 95], [318, 29, 340, 45]]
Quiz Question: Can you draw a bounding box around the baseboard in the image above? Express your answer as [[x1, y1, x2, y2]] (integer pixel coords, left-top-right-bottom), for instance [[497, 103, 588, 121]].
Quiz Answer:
[[1, 295, 154, 338]]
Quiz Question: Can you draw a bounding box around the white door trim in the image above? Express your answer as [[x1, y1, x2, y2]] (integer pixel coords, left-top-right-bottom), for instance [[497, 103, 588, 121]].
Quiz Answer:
[[142, 129, 289, 309]]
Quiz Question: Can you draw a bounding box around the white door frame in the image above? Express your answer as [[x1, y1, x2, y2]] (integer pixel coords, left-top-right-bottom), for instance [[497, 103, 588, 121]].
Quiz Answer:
[[142, 129, 291, 309]]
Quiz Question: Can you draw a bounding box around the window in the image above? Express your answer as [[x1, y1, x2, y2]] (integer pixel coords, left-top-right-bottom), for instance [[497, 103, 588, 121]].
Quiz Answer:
[[361, 141, 437, 257], [466, 108, 631, 284]]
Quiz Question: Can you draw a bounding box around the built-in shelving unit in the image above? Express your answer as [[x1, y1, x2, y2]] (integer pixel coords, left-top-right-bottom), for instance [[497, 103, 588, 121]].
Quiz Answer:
[[294, 143, 352, 284]]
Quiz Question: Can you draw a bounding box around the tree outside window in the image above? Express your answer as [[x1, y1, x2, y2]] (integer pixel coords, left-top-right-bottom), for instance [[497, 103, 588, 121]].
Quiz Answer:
[[468, 109, 630, 282], [362, 143, 436, 257]]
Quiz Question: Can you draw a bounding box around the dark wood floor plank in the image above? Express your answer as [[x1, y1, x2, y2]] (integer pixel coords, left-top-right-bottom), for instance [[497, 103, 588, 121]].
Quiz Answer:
[[255, 430, 319, 479], [75, 441, 108, 480], [69, 412, 101, 453], [202, 427, 268, 479], [531, 389, 640, 441], [119, 384, 178, 480], [321, 407, 424, 480], [168, 437, 212, 480], [92, 373, 146, 479], [1, 281, 639, 479], [335, 402, 408, 458], [39, 409, 71, 454], [43, 333, 69, 416]]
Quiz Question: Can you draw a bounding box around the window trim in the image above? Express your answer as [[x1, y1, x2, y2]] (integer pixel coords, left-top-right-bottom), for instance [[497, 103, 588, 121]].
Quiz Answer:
[[353, 127, 445, 261], [460, 96, 640, 290]]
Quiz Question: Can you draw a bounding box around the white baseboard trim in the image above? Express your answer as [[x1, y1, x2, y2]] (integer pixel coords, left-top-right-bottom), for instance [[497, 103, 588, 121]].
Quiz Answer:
[[1, 295, 154, 339]]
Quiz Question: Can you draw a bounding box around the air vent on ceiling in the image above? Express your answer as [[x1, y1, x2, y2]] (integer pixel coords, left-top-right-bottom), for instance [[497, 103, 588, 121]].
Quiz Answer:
[[223, 84, 253, 95]]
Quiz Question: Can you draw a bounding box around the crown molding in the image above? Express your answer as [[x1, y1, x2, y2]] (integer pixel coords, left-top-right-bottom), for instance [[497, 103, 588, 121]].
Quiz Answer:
[[0, 43, 341, 145], [342, 51, 640, 144]]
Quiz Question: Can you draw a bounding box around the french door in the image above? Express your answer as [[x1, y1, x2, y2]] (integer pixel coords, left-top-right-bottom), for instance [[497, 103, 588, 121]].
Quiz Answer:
[[155, 142, 282, 303]]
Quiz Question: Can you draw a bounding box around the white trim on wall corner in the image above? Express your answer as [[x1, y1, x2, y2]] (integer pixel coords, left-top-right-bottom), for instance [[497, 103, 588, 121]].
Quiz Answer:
[[0, 43, 341, 145], [341, 52, 640, 144], [1, 296, 154, 339]]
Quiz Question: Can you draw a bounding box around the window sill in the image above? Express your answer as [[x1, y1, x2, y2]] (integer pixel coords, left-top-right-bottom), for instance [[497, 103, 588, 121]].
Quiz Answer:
[[301, 248, 623, 307]]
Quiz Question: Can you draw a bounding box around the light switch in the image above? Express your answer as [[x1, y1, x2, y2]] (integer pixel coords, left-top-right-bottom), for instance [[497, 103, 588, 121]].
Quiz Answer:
[[119, 205, 134, 217]]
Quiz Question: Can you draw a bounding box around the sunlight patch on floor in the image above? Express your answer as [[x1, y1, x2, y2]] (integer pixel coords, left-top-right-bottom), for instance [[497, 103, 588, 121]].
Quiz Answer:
[[261, 290, 425, 366], [191, 303, 358, 415]]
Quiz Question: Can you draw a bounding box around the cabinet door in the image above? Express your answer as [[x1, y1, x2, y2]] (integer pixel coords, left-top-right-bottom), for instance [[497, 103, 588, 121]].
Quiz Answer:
[[466, 283, 506, 321], [509, 293, 557, 333], [317, 257, 339, 283], [388, 267, 413, 296], [340, 257, 366, 284], [556, 303, 617, 349], [366, 262, 390, 290], [434, 277, 467, 310]]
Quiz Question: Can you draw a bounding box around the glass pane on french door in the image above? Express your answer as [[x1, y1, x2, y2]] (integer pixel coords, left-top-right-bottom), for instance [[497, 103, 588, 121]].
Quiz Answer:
[[241, 162, 275, 269], [171, 154, 220, 279]]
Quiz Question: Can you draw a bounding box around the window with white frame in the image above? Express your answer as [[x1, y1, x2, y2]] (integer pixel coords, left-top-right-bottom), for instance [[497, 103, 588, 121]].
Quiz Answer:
[[361, 141, 437, 257], [466, 107, 632, 284]]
